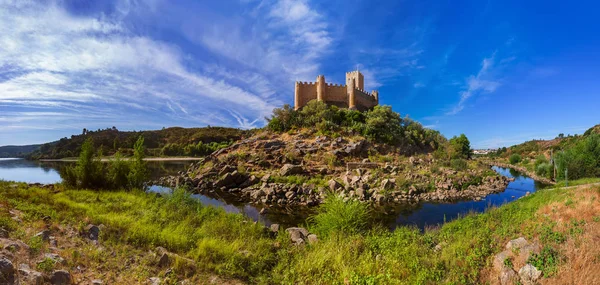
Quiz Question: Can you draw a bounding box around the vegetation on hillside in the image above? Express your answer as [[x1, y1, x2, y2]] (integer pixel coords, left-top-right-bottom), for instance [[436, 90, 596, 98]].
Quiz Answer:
[[27, 126, 250, 159], [0, 144, 41, 158], [488, 124, 600, 182], [266, 100, 446, 152]]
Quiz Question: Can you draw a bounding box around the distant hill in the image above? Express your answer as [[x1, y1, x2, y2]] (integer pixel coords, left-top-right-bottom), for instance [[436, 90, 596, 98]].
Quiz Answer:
[[0, 144, 42, 158], [28, 127, 252, 159], [493, 123, 600, 158]]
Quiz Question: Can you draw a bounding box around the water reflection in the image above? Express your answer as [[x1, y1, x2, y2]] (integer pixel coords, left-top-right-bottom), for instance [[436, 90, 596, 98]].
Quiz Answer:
[[0, 159, 547, 230]]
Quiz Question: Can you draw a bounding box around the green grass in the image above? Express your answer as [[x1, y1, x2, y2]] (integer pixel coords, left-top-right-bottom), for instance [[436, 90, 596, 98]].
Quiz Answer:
[[553, 177, 600, 188], [0, 180, 591, 284]]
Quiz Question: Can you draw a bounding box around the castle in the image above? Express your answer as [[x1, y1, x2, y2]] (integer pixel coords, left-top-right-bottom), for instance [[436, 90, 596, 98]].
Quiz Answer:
[[294, 71, 379, 111]]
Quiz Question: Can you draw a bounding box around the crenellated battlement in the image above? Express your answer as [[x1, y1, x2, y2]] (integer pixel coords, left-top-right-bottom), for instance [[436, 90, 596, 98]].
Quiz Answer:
[[294, 70, 379, 111]]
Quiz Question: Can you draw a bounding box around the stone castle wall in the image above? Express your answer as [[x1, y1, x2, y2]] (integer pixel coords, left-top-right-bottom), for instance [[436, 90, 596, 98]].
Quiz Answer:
[[294, 71, 379, 111], [294, 82, 317, 108]]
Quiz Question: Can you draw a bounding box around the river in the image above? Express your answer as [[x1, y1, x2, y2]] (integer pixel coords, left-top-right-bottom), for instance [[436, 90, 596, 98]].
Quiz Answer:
[[0, 158, 548, 229]]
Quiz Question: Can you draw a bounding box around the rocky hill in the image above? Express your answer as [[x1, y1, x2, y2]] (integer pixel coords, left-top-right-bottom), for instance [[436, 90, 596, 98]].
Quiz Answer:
[[157, 130, 511, 210]]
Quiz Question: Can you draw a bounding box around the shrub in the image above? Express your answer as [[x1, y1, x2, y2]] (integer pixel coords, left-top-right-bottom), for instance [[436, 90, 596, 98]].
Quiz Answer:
[[108, 151, 130, 189], [509, 154, 522, 164], [555, 134, 600, 180], [451, 158, 468, 171], [536, 162, 552, 178], [309, 195, 370, 238]]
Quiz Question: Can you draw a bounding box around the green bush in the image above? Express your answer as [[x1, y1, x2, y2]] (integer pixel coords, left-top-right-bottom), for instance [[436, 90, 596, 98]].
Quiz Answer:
[[555, 134, 600, 180], [309, 195, 370, 238], [60, 136, 148, 190], [509, 154, 522, 164], [536, 162, 553, 178], [451, 158, 468, 171]]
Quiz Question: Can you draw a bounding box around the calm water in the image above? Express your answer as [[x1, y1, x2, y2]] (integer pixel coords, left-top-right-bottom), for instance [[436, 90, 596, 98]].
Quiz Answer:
[[0, 158, 547, 229]]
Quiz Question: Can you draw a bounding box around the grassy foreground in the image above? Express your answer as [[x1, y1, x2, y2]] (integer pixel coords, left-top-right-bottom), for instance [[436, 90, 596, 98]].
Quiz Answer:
[[0, 181, 598, 284]]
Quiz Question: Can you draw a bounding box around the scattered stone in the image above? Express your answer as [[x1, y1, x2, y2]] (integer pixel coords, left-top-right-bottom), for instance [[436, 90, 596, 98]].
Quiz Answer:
[[259, 208, 268, 215], [91, 280, 103, 285], [270, 224, 280, 233], [158, 252, 170, 268], [85, 224, 100, 241], [148, 277, 161, 285], [286, 227, 309, 245], [42, 253, 65, 264], [18, 264, 43, 285], [307, 234, 318, 244], [434, 242, 447, 252], [35, 230, 51, 241], [328, 179, 343, 191], [0, 228, 8, 239], [505, 237, 529, 251], [518, 264, 542, 285], [280, 164, 303, 176], [49, 270, 71, 285], [499, 267, 518, 285], [0, 257, 15, 285]]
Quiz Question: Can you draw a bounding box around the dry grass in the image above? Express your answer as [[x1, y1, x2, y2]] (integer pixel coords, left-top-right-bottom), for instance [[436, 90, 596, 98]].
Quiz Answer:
[[538, 186, 600, 285]]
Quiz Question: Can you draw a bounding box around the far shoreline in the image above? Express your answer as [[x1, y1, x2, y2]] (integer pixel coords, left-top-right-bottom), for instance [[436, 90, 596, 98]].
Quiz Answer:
[[39, 157, 204, 162]]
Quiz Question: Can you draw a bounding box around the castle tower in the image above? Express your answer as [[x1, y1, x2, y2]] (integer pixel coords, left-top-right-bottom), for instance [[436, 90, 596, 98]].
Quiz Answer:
[[294, 82, 301, 110], [348, 78, 356, 110], [316, 75, 325, 102], [346, 71, 364, 90], [372, 90, 379, 104]]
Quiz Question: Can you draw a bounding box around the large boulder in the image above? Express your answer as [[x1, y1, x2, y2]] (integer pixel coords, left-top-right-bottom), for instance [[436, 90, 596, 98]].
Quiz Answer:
[[285, 227, 309, 245], [280, 164, 303, 176], [518, 264, 542, 285], [49, 270, 72, 285], [214, 171, 247, 188], [0, 257, 15, 285]]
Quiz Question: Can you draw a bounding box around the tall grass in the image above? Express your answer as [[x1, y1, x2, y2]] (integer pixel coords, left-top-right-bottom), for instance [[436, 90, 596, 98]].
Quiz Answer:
[[308, 195, 371, 238]]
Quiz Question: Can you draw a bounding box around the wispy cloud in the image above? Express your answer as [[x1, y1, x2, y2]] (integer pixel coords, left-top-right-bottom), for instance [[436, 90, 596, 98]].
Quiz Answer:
[[447, 53, 502, 115], [0, 0, 288, 143]]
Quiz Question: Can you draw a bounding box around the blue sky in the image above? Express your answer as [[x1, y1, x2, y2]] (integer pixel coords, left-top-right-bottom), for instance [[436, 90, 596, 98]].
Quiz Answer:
[[1, 0, 599, 148]]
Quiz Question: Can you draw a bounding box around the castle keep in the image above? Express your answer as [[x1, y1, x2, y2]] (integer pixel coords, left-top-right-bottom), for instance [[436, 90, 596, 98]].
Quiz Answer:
[[294, 71, 379, 111]]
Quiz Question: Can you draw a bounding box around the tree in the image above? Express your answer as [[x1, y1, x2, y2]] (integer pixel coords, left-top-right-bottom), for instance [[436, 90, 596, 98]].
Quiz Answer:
[[363, 105, 403, 144], [449, 134, 472, 159], [128, 136, 149, 189]]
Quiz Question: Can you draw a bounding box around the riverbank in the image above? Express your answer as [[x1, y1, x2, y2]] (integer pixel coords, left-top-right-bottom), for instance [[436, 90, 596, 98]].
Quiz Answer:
[[39, 157, 204, 162], [1, 181, 597, 284], [482, 160, 556, 185]]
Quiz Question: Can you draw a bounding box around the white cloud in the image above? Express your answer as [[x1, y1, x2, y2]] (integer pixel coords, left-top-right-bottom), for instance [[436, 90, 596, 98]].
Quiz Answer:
[[447, 53, 502, 115], [0, 0, 279, 139]]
